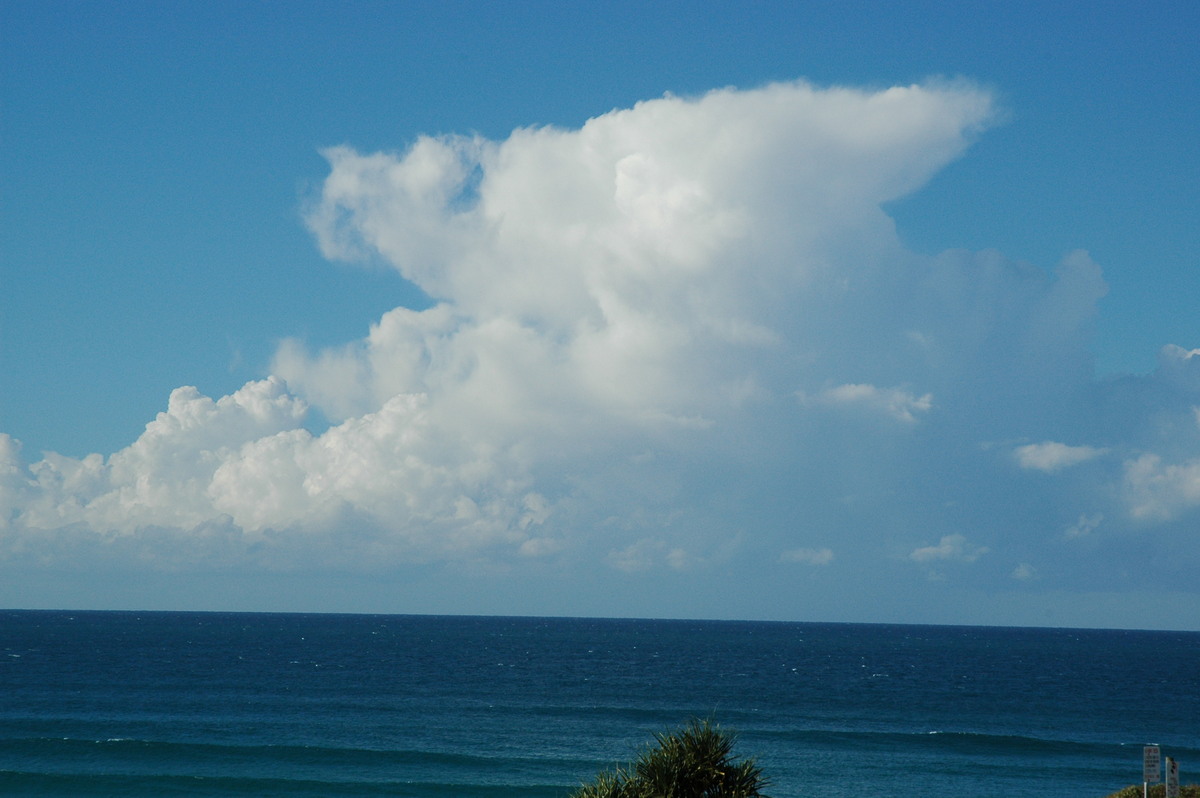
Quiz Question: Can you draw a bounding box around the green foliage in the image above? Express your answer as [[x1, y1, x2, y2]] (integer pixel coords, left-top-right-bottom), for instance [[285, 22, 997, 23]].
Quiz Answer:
[[1104, 786, 1200, 798], [571, 719, 769, 798]]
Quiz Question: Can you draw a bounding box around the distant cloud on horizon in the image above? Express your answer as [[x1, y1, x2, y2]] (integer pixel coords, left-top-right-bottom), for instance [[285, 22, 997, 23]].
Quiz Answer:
[[2, 79, 1199, 606]]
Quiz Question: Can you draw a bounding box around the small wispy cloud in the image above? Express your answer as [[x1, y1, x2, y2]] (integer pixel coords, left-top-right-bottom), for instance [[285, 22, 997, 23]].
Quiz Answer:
[[909, 534, 988, 563], [1064, 512, 1103, 539], [780, 547, 834, 566], [1014, 441, 1106, 472], [518, 537, 563, 558], [607, 539, 663, 573], [1011, 563, 1036, 581], [804, 383, 933, 424]]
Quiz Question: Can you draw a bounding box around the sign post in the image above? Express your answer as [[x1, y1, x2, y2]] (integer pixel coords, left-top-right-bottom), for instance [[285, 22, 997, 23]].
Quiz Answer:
[[1166, 756, 1180, 798], [1145, 746, 1162, 798]]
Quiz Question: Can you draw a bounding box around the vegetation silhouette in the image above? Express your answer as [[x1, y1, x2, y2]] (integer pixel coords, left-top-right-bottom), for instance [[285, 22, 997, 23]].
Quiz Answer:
[[570, 719, 769, 798], [1104, 786, 1199, 798]]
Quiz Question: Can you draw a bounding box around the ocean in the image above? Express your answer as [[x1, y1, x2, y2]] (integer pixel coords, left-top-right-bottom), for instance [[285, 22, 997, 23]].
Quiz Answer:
[[1, 611, 1196, 797]]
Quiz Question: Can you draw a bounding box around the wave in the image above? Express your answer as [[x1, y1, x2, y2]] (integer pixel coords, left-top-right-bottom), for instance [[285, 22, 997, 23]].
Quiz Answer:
[[0, 737, 587, 797], [751, 726, 1200, 759], [3, 730, 1189, 797], [0, 735, 593, 769], [0, 770, 570, 797], [7, 726, 1194, 763]]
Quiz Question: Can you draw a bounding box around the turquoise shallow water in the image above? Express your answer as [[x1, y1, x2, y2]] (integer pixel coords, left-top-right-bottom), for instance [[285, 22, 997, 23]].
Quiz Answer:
[[1, 611, 1197, 796]]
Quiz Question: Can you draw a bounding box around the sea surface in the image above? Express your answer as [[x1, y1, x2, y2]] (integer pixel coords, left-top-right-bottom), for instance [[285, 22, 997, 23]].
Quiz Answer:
[[1, 611, 1196, 797]]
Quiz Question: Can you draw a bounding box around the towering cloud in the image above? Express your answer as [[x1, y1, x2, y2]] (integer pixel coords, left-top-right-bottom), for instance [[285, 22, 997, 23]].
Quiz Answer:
[[2, 80, 1197, 602]]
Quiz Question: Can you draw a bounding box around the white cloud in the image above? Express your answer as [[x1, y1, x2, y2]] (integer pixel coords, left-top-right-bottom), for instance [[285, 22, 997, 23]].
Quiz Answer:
[[5, 78, 1197, 595], [781, 547, 835, 566], [1014, 441, 1107, 472], [288, 81, 993, 439], [607, 538, 665, 573], [1065, 512, 1103, 539], [0, 434, 31, 530], [603, 536, 727, 573], [806, 383, 933, 424], [15, 378, 307, 535], [1162, 344, 1200, 368], [1012, 563, 1036, 581], [518, 536, 563, 558], [1124, 453, 1200, 522], [909, 534, 989, 563], [665, 547, 694, 571]]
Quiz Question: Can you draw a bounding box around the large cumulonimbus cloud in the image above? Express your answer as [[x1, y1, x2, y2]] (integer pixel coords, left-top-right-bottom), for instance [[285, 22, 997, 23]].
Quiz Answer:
[[3, 80, 1199, 590]]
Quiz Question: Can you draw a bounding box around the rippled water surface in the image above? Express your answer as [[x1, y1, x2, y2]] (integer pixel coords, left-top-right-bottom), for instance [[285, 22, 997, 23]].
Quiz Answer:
[[2, 611, 1196, 796]]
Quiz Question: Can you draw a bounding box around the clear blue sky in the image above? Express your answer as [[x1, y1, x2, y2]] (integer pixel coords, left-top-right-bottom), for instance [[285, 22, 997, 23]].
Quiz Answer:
[[2, 1, 1198, 628]]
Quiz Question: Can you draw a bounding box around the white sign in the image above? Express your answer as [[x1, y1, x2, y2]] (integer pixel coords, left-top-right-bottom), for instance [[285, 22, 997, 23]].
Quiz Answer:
[[1166, 757, 1179, 798], [1144, 746, 1161, 783]]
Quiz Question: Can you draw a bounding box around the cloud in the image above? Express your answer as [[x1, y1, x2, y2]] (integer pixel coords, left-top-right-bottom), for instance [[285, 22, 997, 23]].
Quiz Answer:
[[909, 534, 989, 563], [0, 435, 30, 528], [2, 78, 1198, 604], [607, 538, 667, 573], [1011, 563, 1036, 581], [805, 384, 933, 424], [11, 378, 307, 536], [286, 81, 993, 442], [518, 535, 563, 558], [1065, 512, 1103, 539], [1014, 441, 1107, 472], [781, 547, 835, 566], [1124, 453, 1200, 522]]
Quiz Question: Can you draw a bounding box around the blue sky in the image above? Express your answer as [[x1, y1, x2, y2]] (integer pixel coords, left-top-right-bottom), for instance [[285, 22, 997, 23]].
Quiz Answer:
[[2, 1, 1198, 628]]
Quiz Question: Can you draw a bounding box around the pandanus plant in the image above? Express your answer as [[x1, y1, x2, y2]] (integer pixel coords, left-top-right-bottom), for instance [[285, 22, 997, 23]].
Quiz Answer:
[[571, 719, 770, 798]]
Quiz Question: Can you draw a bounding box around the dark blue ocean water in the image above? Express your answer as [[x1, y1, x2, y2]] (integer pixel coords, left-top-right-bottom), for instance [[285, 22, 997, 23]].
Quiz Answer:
[[1, 612, 1196, 797]]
